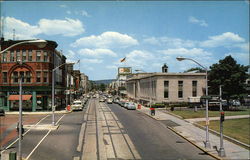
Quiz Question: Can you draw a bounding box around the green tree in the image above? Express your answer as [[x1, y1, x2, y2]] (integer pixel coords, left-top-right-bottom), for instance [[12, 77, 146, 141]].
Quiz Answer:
[[208, 55, 248, 100]]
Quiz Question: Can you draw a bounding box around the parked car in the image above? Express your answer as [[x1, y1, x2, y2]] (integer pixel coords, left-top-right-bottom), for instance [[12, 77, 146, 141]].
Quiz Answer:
[[126, 102, 136, 110], [71, 100, 83, 111], [99, 97, 105, 102], [107, 98, 113, 104], [119, 101, 126, 107]]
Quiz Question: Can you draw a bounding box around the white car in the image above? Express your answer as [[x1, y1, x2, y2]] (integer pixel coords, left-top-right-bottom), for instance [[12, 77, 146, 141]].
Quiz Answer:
[[71, 100, 83, 111], [107, 98, 113, 104]]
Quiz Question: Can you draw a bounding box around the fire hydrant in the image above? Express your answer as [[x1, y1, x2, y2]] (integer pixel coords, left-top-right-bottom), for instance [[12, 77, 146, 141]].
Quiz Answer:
[[137, 104, 141, 109], [66, 105, 71, 112]]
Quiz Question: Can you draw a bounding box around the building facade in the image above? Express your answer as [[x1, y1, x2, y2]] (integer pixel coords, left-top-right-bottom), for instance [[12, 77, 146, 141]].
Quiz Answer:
[[0, 39, 66, 111], [126, 72, 206, 104]]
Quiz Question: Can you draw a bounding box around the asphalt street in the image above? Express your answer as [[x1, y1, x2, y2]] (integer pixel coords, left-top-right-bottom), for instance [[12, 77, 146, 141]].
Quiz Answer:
[[107, 102, 214, 160]]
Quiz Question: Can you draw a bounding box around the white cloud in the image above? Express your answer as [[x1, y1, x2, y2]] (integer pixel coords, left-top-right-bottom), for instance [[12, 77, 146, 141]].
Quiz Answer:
[[77, 10, 90, 17], [200, 32, 245, 48], [38, 18, 85, 37], [78, 48, 117, 57], [143, 36, 197, 48], [160, 48, 212, 57], [4, 17, 41, 39], [71, 31, 138, 48], [3, 17, 84, 39], [65, 50, 77, 63], [81, 58, 103, 64], [59, 4, 67, 8], [234, 42, 249, 52], [189, 16, 208, 27], [122, 50, 154, 68], [66, 10, 71, 15]]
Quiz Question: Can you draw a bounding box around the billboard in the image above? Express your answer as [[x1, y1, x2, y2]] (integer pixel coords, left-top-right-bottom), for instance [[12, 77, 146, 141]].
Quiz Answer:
[[118, 67, 132, 75]]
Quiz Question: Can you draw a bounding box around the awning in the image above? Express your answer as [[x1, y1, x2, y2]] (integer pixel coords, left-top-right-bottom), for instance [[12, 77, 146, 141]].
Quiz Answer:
[[8, 95, 32, 101]]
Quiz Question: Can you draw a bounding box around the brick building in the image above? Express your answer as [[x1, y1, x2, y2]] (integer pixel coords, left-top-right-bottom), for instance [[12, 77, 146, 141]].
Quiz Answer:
[[0, 39, 66, 111]]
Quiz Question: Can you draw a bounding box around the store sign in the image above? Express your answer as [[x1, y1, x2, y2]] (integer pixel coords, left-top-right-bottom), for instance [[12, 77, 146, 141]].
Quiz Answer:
[[118, 67, 132, 75], [9, 91, 32, 95]]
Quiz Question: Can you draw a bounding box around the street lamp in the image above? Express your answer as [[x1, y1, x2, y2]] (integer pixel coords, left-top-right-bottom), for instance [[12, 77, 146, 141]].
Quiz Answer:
[[176, 56, 211, 148], [0, 39, 47, 160], [51, 61, 78, 126]]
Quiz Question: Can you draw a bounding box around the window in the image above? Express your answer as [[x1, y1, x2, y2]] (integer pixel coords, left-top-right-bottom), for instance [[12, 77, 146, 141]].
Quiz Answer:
[[2, 72, 7, 83], [2, 52, 7, 62], [43, 71, 48, 82], [178, 81, 183, 98], [16, 50, 21, 62], [20, 71, 25, 82], [26, 71, 31, 83], [36, 71, 41, 82], [164, 81, 169, 98], [192, 81, 197, 97], [44, 51, 48, 62], [10, 51, 15, 62], [12, 71, 19, 83], [36, 51, 41, 61], [28, 50, 33, 61], [22, 50, 27, 62]]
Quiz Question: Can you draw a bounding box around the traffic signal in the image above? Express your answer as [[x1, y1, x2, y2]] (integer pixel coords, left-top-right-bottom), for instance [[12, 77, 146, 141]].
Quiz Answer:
[[220, 112, 225, 122]]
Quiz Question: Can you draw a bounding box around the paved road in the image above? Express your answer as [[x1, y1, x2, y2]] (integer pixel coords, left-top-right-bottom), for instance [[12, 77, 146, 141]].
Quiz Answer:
[[107, 102, 214, 160], [1, 111, 86, 160]]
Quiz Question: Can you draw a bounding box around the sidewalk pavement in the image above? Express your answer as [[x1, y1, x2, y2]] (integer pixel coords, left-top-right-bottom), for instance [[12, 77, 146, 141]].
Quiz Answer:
[[136, 104, 250, 160]]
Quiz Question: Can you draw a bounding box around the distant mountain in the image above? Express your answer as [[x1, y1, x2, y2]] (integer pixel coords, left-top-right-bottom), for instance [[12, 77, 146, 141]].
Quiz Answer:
[[92, 79, 116, 85]]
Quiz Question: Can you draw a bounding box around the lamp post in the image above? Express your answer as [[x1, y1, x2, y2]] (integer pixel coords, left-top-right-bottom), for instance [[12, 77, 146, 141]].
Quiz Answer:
[[0, 39, 47, 160], [52, 61, 77, 126], [176, 57, 211, 148]]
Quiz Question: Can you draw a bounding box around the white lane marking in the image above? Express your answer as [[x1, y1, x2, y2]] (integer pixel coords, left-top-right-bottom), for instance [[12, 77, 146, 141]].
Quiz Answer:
[[56, 114, 65, 125], [25, 114, 65, 160], [25, 130, 51, 160], [0, 115, 50, 154]]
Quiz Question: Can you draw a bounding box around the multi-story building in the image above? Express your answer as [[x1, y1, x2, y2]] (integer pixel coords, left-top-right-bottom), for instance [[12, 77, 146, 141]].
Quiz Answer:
[[80, 73, 89, 95], [126, 64, 206, 104], [0, 39, 66, 111]]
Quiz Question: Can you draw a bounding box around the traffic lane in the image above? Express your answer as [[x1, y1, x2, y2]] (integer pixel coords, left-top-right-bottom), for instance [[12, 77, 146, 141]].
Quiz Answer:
[[0, 114, 48, 148], [29, 111, 85, 160], [108, 103, 214, 160]]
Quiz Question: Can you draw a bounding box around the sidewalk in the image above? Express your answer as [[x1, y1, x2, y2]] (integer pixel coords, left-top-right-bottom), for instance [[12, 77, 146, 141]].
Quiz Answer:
[[136, 105, 250, 160]]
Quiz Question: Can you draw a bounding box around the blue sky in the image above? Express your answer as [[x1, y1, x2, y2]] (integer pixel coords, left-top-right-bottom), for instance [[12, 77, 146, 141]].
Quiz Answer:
[[1, 1, 249, 80]]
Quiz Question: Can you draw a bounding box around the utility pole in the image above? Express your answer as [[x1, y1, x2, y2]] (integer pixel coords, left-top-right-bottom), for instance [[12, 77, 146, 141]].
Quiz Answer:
[[219, 85, 226, 157]]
